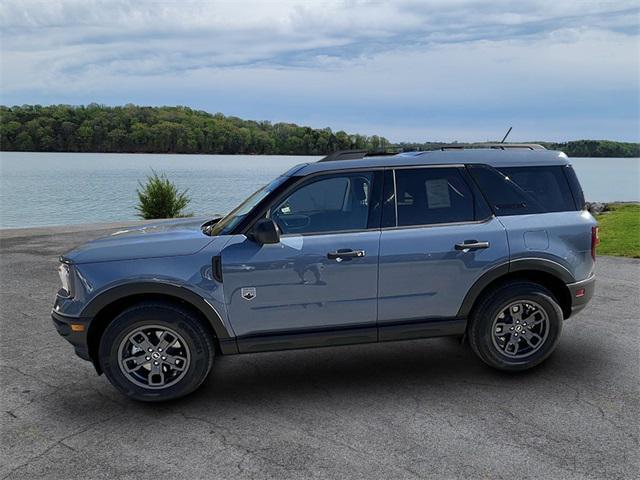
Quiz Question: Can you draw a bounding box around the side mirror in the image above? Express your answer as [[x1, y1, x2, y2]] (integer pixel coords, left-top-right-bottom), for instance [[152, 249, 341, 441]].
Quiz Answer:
[[252, 218, 280, 244]]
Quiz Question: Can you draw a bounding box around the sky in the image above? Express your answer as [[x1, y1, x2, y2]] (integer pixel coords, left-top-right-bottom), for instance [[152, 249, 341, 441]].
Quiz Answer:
[[1, 0, 639, 143]]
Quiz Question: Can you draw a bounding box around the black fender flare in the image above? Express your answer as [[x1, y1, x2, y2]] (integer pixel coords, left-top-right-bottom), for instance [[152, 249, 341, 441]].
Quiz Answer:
[[81, 281, 232, 342], [457, 258, 575, 318]]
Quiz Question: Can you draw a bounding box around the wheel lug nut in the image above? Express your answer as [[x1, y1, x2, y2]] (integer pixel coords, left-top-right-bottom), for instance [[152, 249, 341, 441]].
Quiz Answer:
[[158, 348, 163, 352], [148, 348, 153, 352], [154, 361, 159, 366], [162, 356, 166, 360], [145, 356, 150, 361]]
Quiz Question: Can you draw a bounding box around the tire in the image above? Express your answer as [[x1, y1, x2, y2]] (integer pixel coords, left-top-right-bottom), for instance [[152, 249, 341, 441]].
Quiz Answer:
[[468, 281, 563, 371], [99, 302, 215, 402]]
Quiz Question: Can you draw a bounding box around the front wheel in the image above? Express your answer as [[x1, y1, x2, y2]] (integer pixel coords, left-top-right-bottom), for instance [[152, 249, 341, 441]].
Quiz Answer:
[[99, 302, 214, 402], [468, 282, 563, 371]]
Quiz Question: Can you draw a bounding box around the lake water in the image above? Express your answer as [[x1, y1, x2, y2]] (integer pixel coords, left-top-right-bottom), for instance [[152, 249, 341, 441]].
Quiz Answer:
[[1, 152, 638, 229]]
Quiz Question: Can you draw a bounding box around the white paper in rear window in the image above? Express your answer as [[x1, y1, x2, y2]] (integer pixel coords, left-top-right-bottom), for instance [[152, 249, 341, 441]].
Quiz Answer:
[[425, 179, 451, 209]]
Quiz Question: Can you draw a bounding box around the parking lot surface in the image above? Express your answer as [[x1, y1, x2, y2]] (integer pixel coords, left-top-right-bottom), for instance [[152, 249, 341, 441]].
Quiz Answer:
[[1, 223, 638, 479]]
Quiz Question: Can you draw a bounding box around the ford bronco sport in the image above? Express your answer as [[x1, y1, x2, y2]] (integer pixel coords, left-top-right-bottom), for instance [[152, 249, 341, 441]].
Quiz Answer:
[[52, 145, 597, 401]]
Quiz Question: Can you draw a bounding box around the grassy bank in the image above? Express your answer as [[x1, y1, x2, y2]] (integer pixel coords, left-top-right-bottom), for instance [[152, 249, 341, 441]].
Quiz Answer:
[[596, 204, 640, 258]]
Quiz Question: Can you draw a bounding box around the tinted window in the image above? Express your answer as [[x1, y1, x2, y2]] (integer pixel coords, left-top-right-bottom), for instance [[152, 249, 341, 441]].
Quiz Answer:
[[562, 165, 585, 209], [394, 168, 475, 226], [499, 166, 578, 212], [467, 164, 545, 216], [271, 173, 373, 234]]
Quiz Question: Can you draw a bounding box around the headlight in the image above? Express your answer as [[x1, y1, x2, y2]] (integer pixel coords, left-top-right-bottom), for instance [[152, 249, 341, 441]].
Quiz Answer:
[[58, 263, 74, 298]]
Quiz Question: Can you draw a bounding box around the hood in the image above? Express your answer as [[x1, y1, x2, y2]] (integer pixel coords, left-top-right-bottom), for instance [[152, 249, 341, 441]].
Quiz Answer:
[[63, 217, 220, 264]]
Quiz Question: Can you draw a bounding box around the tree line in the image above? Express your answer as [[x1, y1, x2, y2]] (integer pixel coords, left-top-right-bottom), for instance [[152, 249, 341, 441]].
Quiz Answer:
[[1, 104, 638, 157], [0, 104, 389, 155], [393, 140, 640, 158]]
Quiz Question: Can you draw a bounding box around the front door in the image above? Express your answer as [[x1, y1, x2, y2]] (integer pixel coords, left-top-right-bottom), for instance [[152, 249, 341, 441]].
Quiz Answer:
[[221, 171, 382, 352]]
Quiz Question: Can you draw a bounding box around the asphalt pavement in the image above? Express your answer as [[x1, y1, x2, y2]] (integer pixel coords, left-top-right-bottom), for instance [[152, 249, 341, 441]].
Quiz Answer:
[[1, 223, 638, 479]]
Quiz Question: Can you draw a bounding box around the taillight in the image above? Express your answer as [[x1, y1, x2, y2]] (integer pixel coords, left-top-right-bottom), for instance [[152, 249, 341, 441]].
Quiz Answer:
[[591, 226, 600, 260]]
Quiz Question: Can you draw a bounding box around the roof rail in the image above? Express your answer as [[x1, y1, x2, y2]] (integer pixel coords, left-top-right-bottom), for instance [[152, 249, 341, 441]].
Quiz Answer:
[[439, 143, 546, 151], [317, 150, 368, 162]]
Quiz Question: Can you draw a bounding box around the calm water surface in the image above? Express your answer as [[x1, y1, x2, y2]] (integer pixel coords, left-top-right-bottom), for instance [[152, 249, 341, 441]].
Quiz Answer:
[[0, 152, 638, 229]]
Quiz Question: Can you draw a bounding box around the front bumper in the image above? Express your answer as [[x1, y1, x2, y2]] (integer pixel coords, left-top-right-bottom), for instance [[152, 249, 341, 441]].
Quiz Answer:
[[566, 274, 596, 316], [51, 310, 91, 361]]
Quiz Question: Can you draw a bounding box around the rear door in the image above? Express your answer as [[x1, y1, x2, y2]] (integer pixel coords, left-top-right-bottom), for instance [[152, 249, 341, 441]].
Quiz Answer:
[[221, 170, 383, 352], [377, 166, 509, 336]]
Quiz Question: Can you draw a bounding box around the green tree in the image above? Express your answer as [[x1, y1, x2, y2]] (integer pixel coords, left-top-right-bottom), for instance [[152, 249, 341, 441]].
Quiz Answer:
[[136, 170, 191, 219]]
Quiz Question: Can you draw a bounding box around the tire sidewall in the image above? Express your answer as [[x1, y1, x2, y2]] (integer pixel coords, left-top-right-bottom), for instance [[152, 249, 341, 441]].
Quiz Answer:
[[472, 285, 563, 370], [99, 305, 213, 402]]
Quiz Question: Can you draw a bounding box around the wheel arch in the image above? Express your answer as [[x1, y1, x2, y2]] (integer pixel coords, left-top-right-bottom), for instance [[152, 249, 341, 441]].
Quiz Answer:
[[458, 260, 574, 321], [83, 282, 236, 372]]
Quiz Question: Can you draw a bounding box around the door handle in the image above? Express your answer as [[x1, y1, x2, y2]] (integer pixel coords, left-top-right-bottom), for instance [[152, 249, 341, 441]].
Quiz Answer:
[[455, 240, 490, 252], [327, 249, 366, 261]]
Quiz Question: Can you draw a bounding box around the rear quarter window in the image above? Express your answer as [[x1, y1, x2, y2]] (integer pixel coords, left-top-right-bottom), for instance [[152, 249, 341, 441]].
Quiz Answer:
[[467, 164, 543, 216], [562, 165, 586, 208], [499, 166, 578, 212]]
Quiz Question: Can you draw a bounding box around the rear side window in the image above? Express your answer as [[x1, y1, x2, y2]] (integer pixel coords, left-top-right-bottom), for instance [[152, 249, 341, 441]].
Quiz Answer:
[[394, 168, 476, 226], [499, 166, 578, 212]]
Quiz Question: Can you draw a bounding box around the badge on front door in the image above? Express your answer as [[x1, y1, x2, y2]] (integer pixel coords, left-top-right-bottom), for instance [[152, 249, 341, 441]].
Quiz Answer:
[[241, 287, 257, 301]]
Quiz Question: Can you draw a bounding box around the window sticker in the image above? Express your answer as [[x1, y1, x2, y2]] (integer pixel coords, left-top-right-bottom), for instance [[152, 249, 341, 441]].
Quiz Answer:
[[425, 179, 451, 209]]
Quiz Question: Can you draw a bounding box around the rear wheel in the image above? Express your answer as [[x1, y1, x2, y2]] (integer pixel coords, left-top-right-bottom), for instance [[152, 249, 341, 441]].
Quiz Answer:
[[468, 282, 563, 371], [99, 302, 214, 402]]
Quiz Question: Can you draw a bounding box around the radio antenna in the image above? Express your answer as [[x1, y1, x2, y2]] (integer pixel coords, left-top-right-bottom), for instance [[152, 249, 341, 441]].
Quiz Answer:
[[500, 126, 513, 143]]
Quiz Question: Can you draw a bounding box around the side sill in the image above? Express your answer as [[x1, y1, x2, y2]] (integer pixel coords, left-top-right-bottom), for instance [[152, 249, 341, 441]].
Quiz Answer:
[[237, 325, 377, 353], [379, 318, 467, 342], [234, 318, 467, 354]]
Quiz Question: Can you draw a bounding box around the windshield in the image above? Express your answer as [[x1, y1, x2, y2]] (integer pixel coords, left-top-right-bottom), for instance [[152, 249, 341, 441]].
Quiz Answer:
[[207, 176, 286, 236]]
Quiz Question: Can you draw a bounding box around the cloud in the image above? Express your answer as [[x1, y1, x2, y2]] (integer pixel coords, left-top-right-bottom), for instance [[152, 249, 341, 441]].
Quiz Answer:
[[1, 0, 638, 141]]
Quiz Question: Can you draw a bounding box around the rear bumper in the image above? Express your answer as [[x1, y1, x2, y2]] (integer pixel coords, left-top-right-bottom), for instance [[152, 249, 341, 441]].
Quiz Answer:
[[566, 274, 596, 316], [51, 310, 91, 361]]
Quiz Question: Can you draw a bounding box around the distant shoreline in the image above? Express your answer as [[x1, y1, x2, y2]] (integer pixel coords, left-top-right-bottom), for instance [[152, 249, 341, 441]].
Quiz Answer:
[[1, 150, 639, 159], [2, 104, 639, 158]]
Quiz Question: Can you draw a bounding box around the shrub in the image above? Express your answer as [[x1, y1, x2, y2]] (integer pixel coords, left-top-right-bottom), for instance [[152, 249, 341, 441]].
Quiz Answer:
[[136, 170, 191, 219]]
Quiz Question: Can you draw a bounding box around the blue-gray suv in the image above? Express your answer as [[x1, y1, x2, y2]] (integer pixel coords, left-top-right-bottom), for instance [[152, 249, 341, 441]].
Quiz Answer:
[[52, 145, 597, 401]]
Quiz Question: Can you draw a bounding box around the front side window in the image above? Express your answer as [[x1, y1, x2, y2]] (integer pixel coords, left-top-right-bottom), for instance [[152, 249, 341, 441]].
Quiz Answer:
[[271, 173, 374, 234], [394, 168, 476, 226]]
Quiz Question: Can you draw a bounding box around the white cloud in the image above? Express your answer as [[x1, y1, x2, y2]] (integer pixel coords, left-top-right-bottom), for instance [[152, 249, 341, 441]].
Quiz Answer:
[[1, 0, 638, 141]]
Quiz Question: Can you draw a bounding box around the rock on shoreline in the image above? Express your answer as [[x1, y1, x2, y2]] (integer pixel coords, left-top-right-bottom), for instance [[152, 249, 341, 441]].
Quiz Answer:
[[586, 201, 639, 215]]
